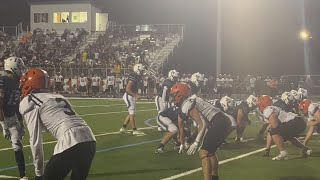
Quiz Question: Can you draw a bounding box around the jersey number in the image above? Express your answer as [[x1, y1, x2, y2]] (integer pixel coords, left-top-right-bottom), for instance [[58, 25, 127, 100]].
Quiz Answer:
[[55, 98, 76, 116]]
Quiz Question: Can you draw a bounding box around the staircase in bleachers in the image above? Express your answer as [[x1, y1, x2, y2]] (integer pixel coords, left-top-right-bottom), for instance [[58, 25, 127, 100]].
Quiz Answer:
[[146, 36, 182, 77]]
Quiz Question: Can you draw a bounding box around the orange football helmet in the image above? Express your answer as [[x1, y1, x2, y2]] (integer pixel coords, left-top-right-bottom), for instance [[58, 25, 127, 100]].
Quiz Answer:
[[170, 82, 191, 106], [257, 95, 272, 112], [299, 99, 312, 116], [20, 68, 50, 97]]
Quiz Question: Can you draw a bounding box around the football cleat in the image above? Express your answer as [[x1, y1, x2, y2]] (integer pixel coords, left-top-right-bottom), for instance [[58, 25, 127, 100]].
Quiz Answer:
[[155, 147, 165, 154], [262, 149, 271, 157], [272, 153, 288, 160], [235, 137, 248, 143], [119, 127, 127, 133], [20, 177, 28, 180], [302, 148, 312, 158], [132, 130, 146, 136]]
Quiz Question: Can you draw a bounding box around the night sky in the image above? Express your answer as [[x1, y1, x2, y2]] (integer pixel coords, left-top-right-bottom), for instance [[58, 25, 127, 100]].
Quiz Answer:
[[1, 0, 320, 76]]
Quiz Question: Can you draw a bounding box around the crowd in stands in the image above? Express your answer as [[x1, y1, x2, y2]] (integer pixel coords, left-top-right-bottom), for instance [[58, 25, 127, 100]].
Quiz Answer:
[[0, 28, 89, 68]]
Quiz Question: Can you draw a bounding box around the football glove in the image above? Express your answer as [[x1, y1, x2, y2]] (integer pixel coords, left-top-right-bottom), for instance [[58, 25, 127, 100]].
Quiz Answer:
[[178, 144, 185, 153], [3, 128, 11, 140], [187, 141, 200, 155]]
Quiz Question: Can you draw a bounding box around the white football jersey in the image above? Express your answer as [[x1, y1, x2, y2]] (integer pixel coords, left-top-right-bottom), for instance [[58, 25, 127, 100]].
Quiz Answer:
[[181, 95, 221, 124], [107, 76, 115, 86], [20, 93, 96, 176], [54, 75, 63, 83], [262, 106, 297, 123], [92, 76, 101, 86], [78, 77, 87, 86], [307, 103, 320, 121]]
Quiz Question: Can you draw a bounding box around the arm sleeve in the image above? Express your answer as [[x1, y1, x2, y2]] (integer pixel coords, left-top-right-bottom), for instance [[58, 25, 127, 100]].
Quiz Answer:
[[162, 86, 168, 102], [25, 108, 44, 177]]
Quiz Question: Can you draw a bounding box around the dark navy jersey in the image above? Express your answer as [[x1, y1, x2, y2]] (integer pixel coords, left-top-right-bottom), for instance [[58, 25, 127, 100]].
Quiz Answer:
[[208, 99, 223, 111], [159, 106, 179, 123], [0, 76, 21, 117], [158, 79, 175, 101], [127, 73, 142, 94], [273, 99, 292, 112], [188, 81, 200, 95], [226, 100, 250, 120]]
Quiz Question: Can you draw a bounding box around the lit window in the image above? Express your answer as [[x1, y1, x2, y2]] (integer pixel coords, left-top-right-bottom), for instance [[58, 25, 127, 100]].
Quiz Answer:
[[34, 13, 48, 23], [53, 12, 70, 23], [72, 12, 87, 23]]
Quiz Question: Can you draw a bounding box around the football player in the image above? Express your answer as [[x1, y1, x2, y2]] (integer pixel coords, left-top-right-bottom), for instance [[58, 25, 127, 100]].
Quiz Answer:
[[299, 99, 320, 145], [19, 68, 96, 180], [54, 72, 64, 94], [155, 69, 179, 114], [188, 72, 204, 95], [257, 95, 311, 160], [155, 106, 179, 153], [0, 57, 27, 180], [78, 73, 87, 97], [171, 83, 233, 180], [120, 64, 146, 136], [91, 74, 101, 97], [273, 92, 295, 112], [221, 95, 258, 142]]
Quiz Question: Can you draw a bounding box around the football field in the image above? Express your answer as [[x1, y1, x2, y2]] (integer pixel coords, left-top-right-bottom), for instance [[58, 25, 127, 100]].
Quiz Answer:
[[0, 98, 320, 180]]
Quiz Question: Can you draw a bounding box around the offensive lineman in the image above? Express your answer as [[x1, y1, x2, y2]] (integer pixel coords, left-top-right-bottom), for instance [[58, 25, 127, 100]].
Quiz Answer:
[[19, 68, 96, 180], [120, 64, 146, 136], [257, 95, 311, 160], [0, 57, 27, 180], [299, 99, 320, 145], [171, 83, 233, 180]]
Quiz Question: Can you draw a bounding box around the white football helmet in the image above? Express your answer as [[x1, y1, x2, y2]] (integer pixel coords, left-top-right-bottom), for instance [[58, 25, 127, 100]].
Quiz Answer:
[[4, 56, 26, 77], [281, 92, 293, 105], [168, 69, 179, 81], [246, 95, 258, 108], [290, 90, 301, 101], [298, 88, 308, 98], [220, 96, 235, 111], [191, 72, 204, 87], [133, 64, 145, 75]]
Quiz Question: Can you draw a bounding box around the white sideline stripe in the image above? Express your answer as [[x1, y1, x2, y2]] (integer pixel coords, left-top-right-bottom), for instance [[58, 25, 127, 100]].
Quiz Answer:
[[0, 126, 157, 153], [67, 97, 152, 101], [79, 109, 156, 117], [0, 175, 19, 179], [161, 145, 276, 180], [0, 138, 161, 173], [72, 102, 154, 108]]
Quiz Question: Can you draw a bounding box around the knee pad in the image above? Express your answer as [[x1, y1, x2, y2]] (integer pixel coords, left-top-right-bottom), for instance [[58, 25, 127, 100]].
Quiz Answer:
[[12, 140, 23, 151]]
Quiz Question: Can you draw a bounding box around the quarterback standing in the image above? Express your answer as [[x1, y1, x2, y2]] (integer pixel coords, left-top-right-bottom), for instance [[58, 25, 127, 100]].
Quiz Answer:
[[120, 64, 146, 135]]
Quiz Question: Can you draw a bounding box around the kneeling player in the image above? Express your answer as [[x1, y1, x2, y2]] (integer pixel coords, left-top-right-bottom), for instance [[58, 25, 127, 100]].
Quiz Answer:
[[19, 68, 96, 180], [257, 95, 311, 160], [155, 106, 179, 153], [171, 83, 232, 180]]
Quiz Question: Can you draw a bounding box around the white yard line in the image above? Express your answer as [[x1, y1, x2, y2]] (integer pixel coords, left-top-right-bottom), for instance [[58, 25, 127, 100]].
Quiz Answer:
[[161, 145, 276, 180], [0, 126, 156, 153], [0, 175, 19, 179], [0, 137, 161, 173], [72, 102, 155, 108], [79, 109, 156, 117]]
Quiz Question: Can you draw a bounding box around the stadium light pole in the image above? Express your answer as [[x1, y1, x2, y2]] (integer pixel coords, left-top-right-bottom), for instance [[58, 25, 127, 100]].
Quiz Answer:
[[216, 0, 222, 77], [301, 0, 311, 75]]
